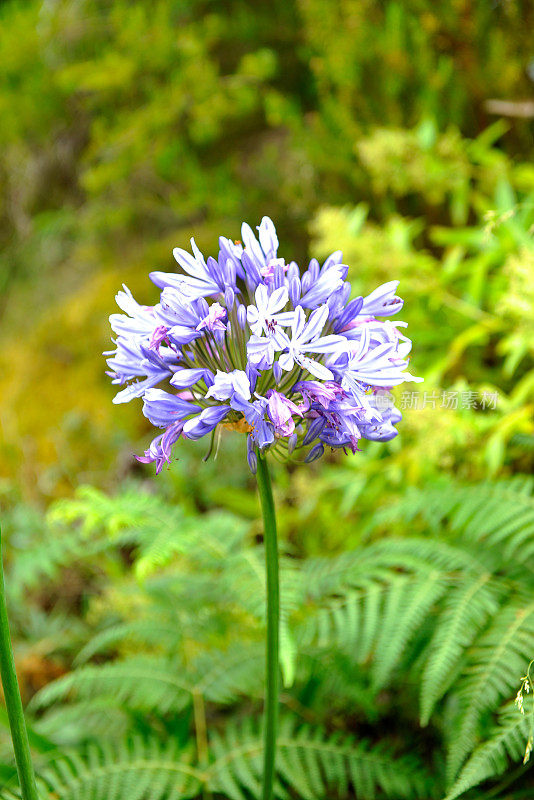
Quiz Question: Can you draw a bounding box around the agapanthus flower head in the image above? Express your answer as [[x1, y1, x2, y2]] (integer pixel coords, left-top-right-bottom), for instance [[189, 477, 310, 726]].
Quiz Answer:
[[106, 217, 421, 473]]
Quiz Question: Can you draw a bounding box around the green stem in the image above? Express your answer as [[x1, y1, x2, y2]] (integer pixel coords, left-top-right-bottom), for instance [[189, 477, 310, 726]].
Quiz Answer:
[[255, 451, 279, 800], [0, 526, 39, 800]]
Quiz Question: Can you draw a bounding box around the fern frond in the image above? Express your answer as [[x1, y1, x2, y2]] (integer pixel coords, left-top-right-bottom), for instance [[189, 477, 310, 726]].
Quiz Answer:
[[223, 550, 306, 622], [302, 538, 484, 606], [8, 476, 533, 800], [420, 572, 501, 725], [372, 572, 447, 690], [74, 620, 182, 665], [3, 503, 110, 605], [35, 699, 131, 746], [205, 716, 431, 800], [301, 550, 399, 599], [372, 479, 534, 567], [302, 571, 448, 683], [1, 718, 432, 800], [446, 601, 534, 784], [301, 580, 383, 657], [30, 657, 194, 716], [362, 537, 487, 574], [32, 647, 264, 716], [49, 486, 249, 577], [294, 651, 378, 720], [135, 510, 249, 579], [444, 699, 533, 800], [30, 737, 201, 800], [48, 485, 170, 539], [189, 646, 264, 704]]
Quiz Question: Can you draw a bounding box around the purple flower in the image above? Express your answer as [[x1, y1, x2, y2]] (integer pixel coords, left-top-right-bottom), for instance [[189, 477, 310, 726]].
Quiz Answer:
[[305, 442, 325, 462], [205, 369, 251, 407], [247, 334, 279, 368], [241, 216, 279, 275], [358, 392, 402, 442], [232, 396, 275, 448], [182, 405, 231, 440], [316, 398, 363, 453], [360, 281, 403, 317], [170, 368, 212, 389], [156, 289, 204, 329], [333, 297, 364, 333], [300, 255, 348, 308], [293, 380, 345, 410], [110, 285, 158, 338], [266, 390, 303, 436], [149, 325, 171, 352], [136, 422, 184, 474], [105, 338, 173, 404], [276, 306, 345, 380], [332, 325, 422, 396], [261, 258, 288, 280], [196, 302, 227, 333], [106, 216, 421, 470], [142, 389, 200, 428], [247, 285, 294, 337], [150, 239, 223, 299]]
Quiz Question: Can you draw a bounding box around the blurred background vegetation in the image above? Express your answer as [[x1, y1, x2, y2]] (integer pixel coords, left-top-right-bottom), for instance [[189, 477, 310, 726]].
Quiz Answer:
[[0, 1, 533, 798]]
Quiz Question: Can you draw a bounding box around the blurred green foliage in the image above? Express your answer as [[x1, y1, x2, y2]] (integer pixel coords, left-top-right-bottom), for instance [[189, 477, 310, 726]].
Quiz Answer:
[[0, 0, 533, 498], [310, 120, 534, 486]]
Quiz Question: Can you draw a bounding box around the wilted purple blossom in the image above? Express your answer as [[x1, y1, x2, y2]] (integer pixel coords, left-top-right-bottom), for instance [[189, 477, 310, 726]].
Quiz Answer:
[[106, 217, 421, 472]]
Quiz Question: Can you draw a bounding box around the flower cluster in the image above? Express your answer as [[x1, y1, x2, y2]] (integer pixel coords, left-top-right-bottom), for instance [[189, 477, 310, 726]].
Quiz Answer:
[[106, 217, 421, 472]]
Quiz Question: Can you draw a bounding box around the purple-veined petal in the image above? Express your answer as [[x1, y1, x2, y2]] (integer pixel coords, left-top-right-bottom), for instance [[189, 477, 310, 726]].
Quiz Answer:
[[205, 369, 251, 403], [182, 405, 231, 440], [113, 372, 169, 404], [305, 442, 325, 462], [278, 352, 295, 372], [257, 217, 279, 260], [360, 280, 403, 317], [295, 355, 334, 381], [299, 305, 329, 343], [143, 388, 200, 427], [170, 368, 212, 388], [300, 264, 347, 308]]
